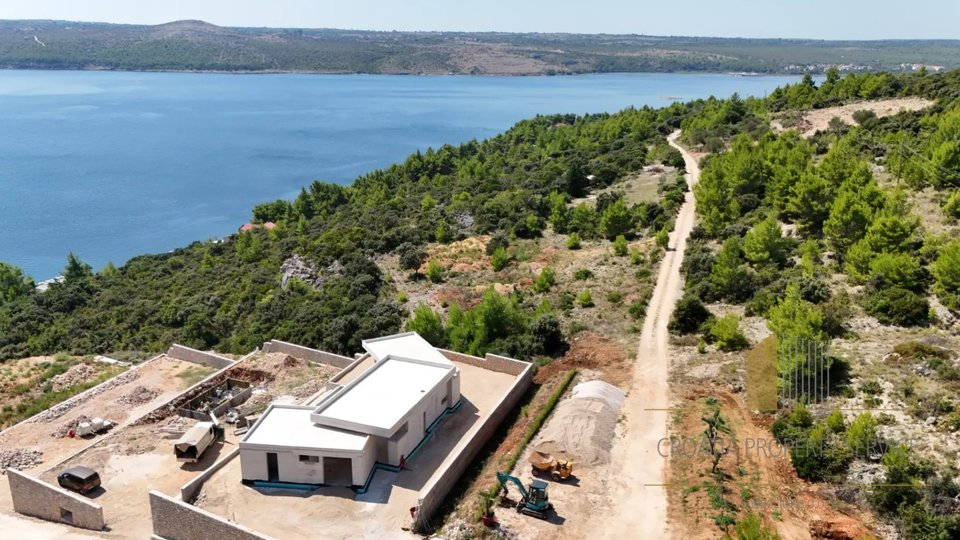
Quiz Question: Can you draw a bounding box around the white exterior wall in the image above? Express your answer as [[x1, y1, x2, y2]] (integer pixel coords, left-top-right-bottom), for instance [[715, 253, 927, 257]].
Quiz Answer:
[[240, 448, 267, 481], [387, 369, 460, 465], [352, 437, 376, 485], [277, 451, 324, 484]]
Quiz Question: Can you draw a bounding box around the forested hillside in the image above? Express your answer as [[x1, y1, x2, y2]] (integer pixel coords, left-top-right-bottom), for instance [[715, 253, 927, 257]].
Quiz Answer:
[[2, 19, 960, 74], [668, 68, 960, 539], [0, 105, 682, 360]]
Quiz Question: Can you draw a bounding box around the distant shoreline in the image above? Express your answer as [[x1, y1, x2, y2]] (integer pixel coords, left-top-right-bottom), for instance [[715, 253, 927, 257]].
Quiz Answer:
[[2, 19, 953, 77], [0, 66, 811, 77]]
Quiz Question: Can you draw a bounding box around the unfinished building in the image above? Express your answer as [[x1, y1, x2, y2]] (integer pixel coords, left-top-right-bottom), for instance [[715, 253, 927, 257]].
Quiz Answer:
[[239, 332, 461, 487]]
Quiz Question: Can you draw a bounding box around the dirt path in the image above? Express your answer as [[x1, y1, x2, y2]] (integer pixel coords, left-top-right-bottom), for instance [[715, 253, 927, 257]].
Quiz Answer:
[[595, 131, 699, 539]]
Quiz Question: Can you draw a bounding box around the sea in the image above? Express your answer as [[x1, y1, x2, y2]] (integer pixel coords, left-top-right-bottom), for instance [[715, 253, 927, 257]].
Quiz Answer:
[[0, 70, 801, 279]]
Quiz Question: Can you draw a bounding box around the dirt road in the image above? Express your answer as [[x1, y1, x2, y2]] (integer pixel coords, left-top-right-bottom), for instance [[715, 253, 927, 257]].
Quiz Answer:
[[596, 131, 699, 539]]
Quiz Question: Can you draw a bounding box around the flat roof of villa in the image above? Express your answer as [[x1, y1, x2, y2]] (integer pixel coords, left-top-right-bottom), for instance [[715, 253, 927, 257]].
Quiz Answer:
[[243, 405, 369, 453], [313, 357, 454, 434], [362, 332, 452, 366]]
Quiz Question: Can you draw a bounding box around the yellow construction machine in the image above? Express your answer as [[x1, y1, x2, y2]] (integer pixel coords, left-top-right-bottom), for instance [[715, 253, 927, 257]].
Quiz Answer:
[[528, 449, 574, 481]]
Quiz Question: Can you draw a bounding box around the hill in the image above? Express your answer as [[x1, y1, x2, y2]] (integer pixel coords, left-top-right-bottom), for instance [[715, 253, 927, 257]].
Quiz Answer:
[[1, 19, 960, 74]]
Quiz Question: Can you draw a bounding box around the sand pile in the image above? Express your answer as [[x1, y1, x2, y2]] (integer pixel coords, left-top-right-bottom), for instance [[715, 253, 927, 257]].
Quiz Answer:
[[0, 448, 43, 473], [533, 380, 626, 467], [117, 385, 160, 406], [50, 363, 98, 391]]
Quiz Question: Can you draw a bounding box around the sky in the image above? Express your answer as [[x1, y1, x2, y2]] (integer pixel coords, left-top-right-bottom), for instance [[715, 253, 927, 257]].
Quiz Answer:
[[1, 0, 958, 40]]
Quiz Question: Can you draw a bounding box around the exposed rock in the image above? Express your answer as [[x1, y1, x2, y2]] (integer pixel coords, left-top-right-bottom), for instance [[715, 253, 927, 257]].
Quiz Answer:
[[279, 255, 324, 289]]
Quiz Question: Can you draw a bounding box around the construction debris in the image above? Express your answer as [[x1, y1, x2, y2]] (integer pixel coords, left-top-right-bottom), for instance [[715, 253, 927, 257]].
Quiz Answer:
[[30, 369, 140, 423], [0, 448, 43, 473], [117, 385, 160, 406], [50, 363, 99, 391]]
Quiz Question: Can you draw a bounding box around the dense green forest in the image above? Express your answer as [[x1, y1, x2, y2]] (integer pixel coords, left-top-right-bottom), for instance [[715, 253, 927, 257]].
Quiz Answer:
[[2, 20, 960, 74], [669, 68, 960, 539], [0, 103, 681, 360]]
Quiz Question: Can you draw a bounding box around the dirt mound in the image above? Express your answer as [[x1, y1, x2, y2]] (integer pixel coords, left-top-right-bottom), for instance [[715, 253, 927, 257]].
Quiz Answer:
[[50, 363, 99, 391], [533, 380, 625, 467], [535, 332, 630, 388], [229, 353, 298, 384], [291, 379, 324, 400], [117, 385, 160, 406], [239, 391, 276, 415], [0, 447, 43, 473]]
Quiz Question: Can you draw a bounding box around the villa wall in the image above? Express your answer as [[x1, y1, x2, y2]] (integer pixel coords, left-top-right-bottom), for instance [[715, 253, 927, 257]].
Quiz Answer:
[[7, 468, 105, 531]]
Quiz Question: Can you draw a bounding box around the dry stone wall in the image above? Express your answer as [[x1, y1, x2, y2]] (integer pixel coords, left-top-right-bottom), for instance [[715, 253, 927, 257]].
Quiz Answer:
[[7, 468, 105, 531], [166, 345, 235, 370], [261, 340, 353, 368], [149, 491, 275, 540], [438, 349, 528, 376]]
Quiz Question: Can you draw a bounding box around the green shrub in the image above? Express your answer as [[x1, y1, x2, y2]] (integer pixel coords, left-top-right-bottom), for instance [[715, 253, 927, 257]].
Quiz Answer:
[[397, 242, 425, 271], [628, 300, 647, 320], [486, 233, 510, 256], [566, 232, 582, 250], [860, 380, 882, 396], [534, 268, 556, 293], [426, 260, 445, 283], [490, 247, 511, 271], [405, 304, 448, 347], [708, 314, 749, 352], [866, 286, 929, 327], [943, 190, 960, 220], [732, 513, 780, 540], [825, 410, 845, 433], [846, 413, 878, 457], [629, 248, 644, 266], [574, 268, 593, 280], [577, 290, 594, 308], [606, 290, 624, 304], [612, 235, 629, 256], [656, 229, 670, 249], [530, 314, 565, 356], [668, 293, 711, 335]]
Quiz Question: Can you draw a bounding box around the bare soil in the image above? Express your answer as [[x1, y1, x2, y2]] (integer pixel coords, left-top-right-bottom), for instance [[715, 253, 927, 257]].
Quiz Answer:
[[771, 97, 933, 137]]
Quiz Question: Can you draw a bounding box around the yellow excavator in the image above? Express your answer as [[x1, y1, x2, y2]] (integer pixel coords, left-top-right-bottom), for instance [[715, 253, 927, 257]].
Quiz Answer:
[[528, 449, 575, 481]]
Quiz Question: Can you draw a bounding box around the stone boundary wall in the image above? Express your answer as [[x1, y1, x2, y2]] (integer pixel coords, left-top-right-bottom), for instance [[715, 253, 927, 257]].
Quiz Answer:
[[166, 344, 235, 370], [179, 447, 240, 502], [414, 361, 534, 531], [150, 491, 275, 540], [261, 340, 353, 369], [7, 468, 105, 531], [438, 349, 528, 376], [0, 354, 164, 439]]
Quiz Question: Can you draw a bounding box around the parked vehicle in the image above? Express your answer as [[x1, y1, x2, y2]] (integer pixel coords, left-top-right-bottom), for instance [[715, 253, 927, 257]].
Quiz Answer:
[[174, 415, 221, 463], [57, 466, 101, 495]]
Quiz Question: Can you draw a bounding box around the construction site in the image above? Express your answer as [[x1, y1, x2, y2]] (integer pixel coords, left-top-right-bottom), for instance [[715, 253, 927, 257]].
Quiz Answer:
[[0, 333, 539, 539]]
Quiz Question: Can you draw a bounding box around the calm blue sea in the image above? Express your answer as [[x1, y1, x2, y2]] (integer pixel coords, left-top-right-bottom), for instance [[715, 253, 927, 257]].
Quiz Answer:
[[0, 70, 800, 279]]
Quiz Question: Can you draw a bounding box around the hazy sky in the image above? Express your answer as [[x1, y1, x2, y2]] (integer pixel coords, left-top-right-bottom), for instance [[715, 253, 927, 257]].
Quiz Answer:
[[1, 0, 958, 40]]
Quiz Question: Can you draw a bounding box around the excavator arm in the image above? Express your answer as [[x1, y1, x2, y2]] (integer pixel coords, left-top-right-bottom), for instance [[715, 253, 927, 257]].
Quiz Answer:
[[495, 472, 529, 500]]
